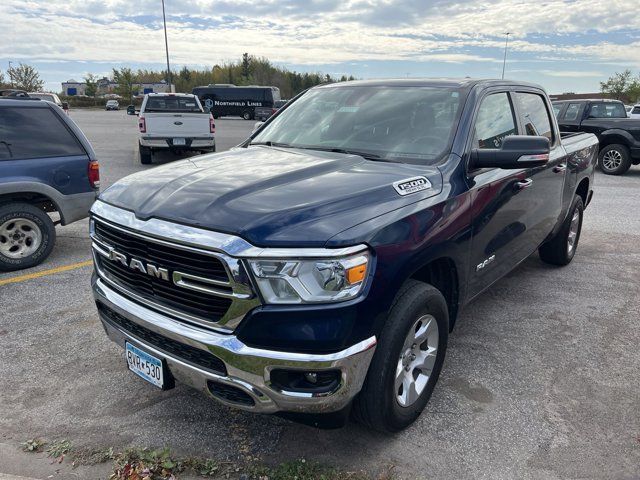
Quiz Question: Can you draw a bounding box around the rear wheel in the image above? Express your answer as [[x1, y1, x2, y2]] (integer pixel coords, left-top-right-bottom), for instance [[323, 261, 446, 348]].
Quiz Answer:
[[0, 203, 56, 271], [598, 144, 631, 175], [139, 144, 152, 164], [539, 195, 584, 266], [353, 280, 448, 432]]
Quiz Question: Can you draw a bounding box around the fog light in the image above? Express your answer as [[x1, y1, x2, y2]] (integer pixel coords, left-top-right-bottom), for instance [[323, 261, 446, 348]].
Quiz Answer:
[[270, 369, 341, 394]]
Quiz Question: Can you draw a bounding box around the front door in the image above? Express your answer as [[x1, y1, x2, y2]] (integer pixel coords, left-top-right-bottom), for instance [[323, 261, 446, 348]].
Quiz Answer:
[[466, 91, 544, 298]]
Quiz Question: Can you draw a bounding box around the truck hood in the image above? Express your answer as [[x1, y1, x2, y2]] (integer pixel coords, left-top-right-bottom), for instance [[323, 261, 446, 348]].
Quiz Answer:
[[99, 146, 443, 247]]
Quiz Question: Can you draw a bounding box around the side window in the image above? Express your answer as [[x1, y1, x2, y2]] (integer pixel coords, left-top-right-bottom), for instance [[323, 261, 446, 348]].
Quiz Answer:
[[0, 107, 85, 161], [552, 104, 561, 118], [513, 92, 553, 141], [564, 103, 581, 121], [632, 106, 640, 114], [473, 93, 517, 149]]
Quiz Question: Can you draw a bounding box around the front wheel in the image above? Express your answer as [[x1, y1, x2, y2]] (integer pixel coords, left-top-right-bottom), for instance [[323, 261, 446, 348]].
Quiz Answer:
[[598, 144, 631, 175], [539, 195, 584, 266], [0, 203, 56, 272], [242, 110, 252, 120], [353, 280, 448, 432]]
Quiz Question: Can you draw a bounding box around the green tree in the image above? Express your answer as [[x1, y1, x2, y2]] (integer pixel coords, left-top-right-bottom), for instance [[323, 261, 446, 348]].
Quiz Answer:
[[8, 63, 44, 91], [0, 70, 7, 88], [84, 73, 98, 97], [112, 67, 137, 99], [241, 52, 251, 81], [600, 70, 640, 101]]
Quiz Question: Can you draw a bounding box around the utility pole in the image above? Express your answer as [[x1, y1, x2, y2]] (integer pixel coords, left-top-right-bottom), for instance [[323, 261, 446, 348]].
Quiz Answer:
[[501, 32, 511, 80], [161, 0, 173, 92]]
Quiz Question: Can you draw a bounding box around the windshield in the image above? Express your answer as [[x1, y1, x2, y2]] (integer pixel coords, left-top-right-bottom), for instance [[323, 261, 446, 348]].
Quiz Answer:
[[144, 96, 202, 113], [30, 94, 56, 103], [252, 85, 462, 164]]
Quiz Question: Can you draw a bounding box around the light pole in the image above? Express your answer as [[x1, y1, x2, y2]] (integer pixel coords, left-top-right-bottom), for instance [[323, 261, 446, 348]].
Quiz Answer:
[[161, 0, 172, 92], [501, 32, 511, 80]]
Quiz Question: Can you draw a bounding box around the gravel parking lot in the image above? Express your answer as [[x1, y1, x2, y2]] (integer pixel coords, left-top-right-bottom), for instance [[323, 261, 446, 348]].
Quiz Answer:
[[1, 109, 639, 479]]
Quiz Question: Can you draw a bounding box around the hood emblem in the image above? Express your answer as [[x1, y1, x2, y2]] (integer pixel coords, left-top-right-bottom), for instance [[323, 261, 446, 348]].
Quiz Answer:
[[393, 176, 431, 196], [108, 248, 170, 281], [174, 121, 183, 125]]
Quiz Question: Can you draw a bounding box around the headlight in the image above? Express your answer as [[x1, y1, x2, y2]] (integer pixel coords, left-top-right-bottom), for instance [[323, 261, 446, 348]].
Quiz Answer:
[[248, 251, 370, 304]]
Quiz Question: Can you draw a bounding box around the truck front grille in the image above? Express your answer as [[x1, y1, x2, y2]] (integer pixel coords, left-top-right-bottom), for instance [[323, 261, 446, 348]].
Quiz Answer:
[[93, 219, 233, 323]]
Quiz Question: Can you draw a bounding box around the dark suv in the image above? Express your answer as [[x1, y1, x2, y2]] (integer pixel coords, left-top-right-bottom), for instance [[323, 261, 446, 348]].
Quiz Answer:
[[0, 98, 100, 271]]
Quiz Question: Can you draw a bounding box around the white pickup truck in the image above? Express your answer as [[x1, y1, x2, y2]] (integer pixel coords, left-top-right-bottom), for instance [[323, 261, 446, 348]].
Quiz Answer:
[[132, 93, 215, 164]]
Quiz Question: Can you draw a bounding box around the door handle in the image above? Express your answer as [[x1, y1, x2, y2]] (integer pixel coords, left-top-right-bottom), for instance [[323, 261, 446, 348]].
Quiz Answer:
[[553, 164, 567, 173], [516, 178, 533, 190]]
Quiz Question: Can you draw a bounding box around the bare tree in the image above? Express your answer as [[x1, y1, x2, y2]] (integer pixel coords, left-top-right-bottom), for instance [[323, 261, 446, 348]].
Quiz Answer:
[[8, 63, 45, 91]]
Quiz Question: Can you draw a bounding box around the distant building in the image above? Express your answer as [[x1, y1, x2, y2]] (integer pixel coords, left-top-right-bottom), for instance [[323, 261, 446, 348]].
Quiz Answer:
[[60, 78, 172, 97], [61, 79, 86, 96]]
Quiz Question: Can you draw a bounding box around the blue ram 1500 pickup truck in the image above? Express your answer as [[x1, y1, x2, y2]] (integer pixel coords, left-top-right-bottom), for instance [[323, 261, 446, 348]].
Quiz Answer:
[[90, 79, 597, 432]]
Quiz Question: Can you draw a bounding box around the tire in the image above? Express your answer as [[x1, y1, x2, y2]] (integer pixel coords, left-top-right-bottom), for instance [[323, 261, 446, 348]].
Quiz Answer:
[[0, 203, 56, 272], [242, 110, 252, 120], [139, 144, 152, 164], [598, 144, 631, 175], [353, 280, 449, 432], [539, 195, 584, 266]]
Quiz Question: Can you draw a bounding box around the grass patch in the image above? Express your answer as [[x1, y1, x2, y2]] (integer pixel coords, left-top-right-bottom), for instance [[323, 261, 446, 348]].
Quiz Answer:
[[21, 440, 391, 480], [47, 439, 72, 459], [20, 438, 46, 453]]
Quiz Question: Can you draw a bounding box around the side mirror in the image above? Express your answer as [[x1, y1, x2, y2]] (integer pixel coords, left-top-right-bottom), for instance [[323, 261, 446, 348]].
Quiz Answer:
[[471, 136, 550, 169], [126, 105, 137, 116], [252, 121, 264, 133], [61, 101, 69, 110]]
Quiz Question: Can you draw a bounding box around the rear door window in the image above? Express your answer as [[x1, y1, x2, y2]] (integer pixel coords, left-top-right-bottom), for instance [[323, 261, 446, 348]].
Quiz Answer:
[[0, 106, 85, 160], [632, 106, 640, 114], [473, 92, 517, 149], [588, 102, 627, 118], [513, 92, 553, 142], [563, 103, 581, 121]]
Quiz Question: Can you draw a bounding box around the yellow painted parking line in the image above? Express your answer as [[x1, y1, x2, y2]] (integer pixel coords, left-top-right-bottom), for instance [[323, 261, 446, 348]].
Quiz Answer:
[[0, 260, 93, 287]]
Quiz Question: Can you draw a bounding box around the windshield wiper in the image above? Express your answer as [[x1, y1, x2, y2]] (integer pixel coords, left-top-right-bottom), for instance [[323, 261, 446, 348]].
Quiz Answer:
[[296, 146, 399, 162], [250, 141, 294, 148]]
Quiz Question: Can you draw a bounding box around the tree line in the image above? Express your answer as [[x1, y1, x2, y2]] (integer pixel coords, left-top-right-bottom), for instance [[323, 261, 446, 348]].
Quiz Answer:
[[600, 70, 640, 103], [103, 54, 355, 99]]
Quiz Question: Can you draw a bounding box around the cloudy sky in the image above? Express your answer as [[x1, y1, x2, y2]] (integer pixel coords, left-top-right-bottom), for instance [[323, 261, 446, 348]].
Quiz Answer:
[[3, 0, 640, 93]]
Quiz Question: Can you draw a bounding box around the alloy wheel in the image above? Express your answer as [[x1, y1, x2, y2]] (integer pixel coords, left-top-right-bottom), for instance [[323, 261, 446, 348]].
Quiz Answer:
[[395, 314, 439, 407], [602, 149, 623, 171], [567, 209, 580, 256]]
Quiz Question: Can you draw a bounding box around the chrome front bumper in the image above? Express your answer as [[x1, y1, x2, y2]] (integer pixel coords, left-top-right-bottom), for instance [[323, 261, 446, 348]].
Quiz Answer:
[[93, 277, 376, 414]]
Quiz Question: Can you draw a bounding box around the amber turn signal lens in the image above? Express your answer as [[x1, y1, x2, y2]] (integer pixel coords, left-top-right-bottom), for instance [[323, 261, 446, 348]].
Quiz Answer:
[[346, 263, 367, 285]]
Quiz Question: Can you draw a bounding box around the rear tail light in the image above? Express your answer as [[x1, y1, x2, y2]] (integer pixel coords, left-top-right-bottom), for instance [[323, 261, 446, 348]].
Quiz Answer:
[[88, 161, 100, 189], [209, 114, 215, 134], [138, 116, 146, 133]]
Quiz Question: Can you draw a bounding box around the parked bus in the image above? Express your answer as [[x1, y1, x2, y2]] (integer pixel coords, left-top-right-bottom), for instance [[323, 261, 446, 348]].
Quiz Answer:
[[191, 85, 281, 120]]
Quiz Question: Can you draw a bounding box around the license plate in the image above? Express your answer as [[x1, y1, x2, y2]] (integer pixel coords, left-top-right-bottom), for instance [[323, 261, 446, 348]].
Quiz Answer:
[[173, 138, 186, 146], [126, 342, 164, 388]]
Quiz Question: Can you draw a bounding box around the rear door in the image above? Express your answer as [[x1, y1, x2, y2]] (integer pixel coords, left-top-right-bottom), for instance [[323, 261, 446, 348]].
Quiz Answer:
[[466, 90, 544, 298], [557, 102, 585, 133], [512, 90, 566, 250], [0, 104, 91, 195]]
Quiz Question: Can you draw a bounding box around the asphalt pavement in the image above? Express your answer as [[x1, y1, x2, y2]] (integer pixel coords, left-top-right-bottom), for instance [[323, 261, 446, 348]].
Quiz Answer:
[[0, 109, 639, 479]]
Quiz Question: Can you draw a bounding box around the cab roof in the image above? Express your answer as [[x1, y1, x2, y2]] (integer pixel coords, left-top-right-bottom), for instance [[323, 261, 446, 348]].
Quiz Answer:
[[315, 78, 545, 91]]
